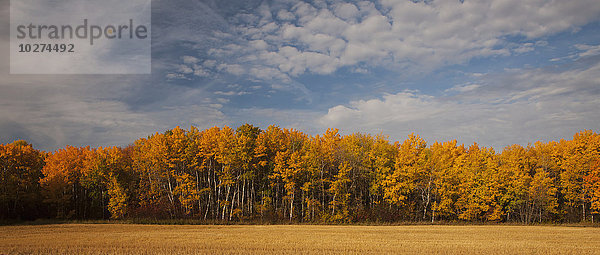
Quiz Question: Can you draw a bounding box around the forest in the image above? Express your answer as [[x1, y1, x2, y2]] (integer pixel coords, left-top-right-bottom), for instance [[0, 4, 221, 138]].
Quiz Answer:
[[1, 125, 599, 224]]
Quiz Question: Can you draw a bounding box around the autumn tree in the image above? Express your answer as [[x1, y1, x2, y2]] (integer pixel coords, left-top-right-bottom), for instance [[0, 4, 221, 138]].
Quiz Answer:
[[383, 133, 429, 220], [271, 129, 308, 221], [3, 125, 600, 224], [132, 131, 173, 218], [497, 144, 532, 223], [558, 130, 600, 221], [585, 160, 600, 222], [527, 141, 560, 222], [367, 135, 397, 221], [327, 133, 375, 222], [0, 140, 45, 219], [88, 146, 134, 219], [454, 143, 503, 221], [41, 146, 94, 219], [429, 140, 464, 222]]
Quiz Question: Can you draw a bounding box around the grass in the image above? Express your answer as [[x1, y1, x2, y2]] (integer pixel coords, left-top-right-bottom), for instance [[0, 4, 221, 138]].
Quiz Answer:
[[1, 224, 600, 254]]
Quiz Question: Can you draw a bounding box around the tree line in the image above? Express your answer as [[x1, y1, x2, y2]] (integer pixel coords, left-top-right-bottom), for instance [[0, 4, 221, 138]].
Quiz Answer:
[[1, 125, 599, 223]]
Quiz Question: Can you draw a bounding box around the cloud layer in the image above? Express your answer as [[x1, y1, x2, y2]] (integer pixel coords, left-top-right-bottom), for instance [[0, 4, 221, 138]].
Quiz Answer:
[[170, 0, 600, 83], [321, 55, 600, 148], [1, 0, 600, 151]]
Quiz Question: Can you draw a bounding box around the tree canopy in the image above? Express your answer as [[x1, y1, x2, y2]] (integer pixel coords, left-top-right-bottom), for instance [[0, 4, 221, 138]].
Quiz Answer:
[[1, 126, 599, 223]]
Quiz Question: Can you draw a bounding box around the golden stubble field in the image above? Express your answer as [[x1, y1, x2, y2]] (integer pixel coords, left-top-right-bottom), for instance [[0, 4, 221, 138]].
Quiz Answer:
[[1, 224, 599, 254]]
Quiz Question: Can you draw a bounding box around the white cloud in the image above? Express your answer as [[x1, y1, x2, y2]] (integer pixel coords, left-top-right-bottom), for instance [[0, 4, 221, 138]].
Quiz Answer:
[[218, 63, 246, 75], [214, 91, 250, 96], [177, 64, 194, 74], [183, 56, 199, 64], [575, 44, 600, 58], [249, 40, 269, 50], [320, 60, 600, 149], [276, 9, 296, 21], [203, 60, 217, 68], [352, 67, 369, 74], [166, 73, 188, 80], [198, 0, 600, 83], [193, 67, 210, 77], [231, 107, 324, 135], [0, 72, 229, 150], [513, 43, 535, 54], [168, 63, 211, 79], [249, 66, 291, 82], [332, 3, 359, 22], [445, 84, 481, 93]]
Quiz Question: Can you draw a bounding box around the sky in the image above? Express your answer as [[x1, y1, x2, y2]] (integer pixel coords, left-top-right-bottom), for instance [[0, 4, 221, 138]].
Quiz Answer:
[[1, 0, 600, 151]]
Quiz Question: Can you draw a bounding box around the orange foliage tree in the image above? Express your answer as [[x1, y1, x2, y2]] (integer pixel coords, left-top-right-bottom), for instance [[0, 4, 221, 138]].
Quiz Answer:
[[3, 127, 600, 223]]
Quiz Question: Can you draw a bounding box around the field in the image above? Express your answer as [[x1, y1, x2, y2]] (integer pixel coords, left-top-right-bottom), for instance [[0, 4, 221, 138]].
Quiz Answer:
[[1, 224, 600, 254]]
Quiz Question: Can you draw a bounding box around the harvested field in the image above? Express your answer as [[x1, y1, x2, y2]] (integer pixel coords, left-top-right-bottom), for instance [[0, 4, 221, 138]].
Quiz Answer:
[[1, 224, 599, 254]]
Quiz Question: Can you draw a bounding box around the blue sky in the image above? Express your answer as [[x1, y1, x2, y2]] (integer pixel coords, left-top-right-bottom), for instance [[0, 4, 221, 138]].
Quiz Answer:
[[1, 0, 600, 151]]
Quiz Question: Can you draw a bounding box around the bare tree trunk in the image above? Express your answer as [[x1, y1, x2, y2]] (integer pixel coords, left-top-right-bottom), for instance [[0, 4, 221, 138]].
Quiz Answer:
[[301, 190, 305, 222], [241, 179, 246, 216], [196, 170, 201, 216], [290, 192, 294, 221], [261, 190, 265, 220], [321, 164, 325, 213], [423, 178, 431, 220], [204, 201, 210, 220], [222, 185, 230, 220], [250, 179, 254, 215], [167, 172, 174, 205], [215, 177, 220, 219], [229, 184, 238, 221], [205, 171, 211, 220], [274, 184, 279, 217]]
